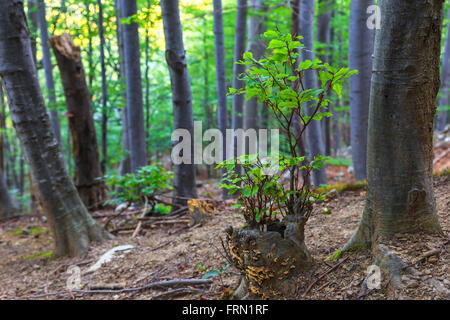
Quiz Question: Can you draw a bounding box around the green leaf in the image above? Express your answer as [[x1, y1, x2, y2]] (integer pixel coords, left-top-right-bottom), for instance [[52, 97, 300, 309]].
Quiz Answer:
[[268, 39, 284, 49], [263, 30, 278, 38], [243, 51, 253, 60]]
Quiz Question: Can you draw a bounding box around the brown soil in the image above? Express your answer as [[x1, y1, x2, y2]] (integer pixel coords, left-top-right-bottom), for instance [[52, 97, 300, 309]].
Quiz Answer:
[[0, 171, 449, 300]]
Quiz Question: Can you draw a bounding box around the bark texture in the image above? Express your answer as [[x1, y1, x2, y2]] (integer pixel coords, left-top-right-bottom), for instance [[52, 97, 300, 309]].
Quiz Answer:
[[245, 0, 266, 134], [121, 0, 147, 172], [436, 6, 450, 131], [49, 34, 105, 210], [161, 0, 197, 204], [348, 0, 374, 181], [0, 0, 111, 256], [213, 0, 229, 199], [317, 0, 331, 156], [344, 0, 443, 250], [37, 0, 61, 144], [300, 0, 328, 186], [232, 0, 247, 140], [114, 0, 131, 176]]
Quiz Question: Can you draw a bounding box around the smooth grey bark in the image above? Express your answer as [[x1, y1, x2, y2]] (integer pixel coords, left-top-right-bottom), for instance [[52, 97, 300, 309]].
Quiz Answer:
[[436, 6, 450, 131], [121, 0, 147, 173], [0, 168, 19, 219], [213, 0, 229, 199], [85, 0, 94, 90], [290, 0, 311, 186], [97, 0, 108, 174], [145, 0, 151, 152], [344, 0, 442, 251], [49, 33, 105, 211], [161, 0, 197, 204], [348, 0, 374, 181], [317, 0, 331, 156], [37, 0, 61, 144], [300, 0, 327, 186], [0, 0, 111, 256], [114, 0, 130, 176], [245, 0, 266, 134], [232, 0, 247, 139]]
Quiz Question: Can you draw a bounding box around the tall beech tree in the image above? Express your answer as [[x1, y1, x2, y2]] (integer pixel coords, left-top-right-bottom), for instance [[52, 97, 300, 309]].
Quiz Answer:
[[97, 0, 108, 174], [343, 0, 442, 254], [213, 0, 229, 199], [245, 0, 266, 134], [436, 5, 450, 131], [114, 0, 131, 177], [161, 0, 197, 204], [231, 0, 247, 141], [317, 0, 332, 156], [0, 0, 111, 256], [348, 0, 374, 181], [121, 0, 147, 173], [50, 33, 105, 210], [300, 0, 328, 186], [37, 0, 61, 144]]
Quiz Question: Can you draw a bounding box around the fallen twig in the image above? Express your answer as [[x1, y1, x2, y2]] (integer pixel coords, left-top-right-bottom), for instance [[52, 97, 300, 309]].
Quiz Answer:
[[402, 248, 441, 270], [303, 256, 349, 297], [151, 287, 204, 300], [28, 278, 213, 299]]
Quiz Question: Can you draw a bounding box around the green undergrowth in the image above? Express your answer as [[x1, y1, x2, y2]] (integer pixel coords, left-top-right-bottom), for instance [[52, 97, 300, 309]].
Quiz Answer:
[[17, 250, 54, 261], [316, 180, 366, 194], [434, 169, 450, 177]]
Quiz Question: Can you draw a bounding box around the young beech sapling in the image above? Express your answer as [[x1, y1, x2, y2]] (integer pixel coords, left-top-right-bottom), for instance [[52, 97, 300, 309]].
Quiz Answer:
[[221, 30, 357, 299]]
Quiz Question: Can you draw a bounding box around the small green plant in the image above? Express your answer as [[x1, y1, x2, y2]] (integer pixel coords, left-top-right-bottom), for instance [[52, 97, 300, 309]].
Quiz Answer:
[[104, 165, 173, 208], [222, 30, 357, 230]]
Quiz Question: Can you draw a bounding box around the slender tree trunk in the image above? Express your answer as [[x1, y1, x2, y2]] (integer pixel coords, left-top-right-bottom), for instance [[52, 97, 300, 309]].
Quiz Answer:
[[27, 0, 38, 65], [121, 0, 147, 172], [38, 0, 61, 144], [0, 168, 18, 219], [213, 0, 229, 199], [436, 6, 450, 131], [317, 0, 331, 156], [115, 0, 130, 176], [0, 0, 111, 256], [290, 0, 310, 186], [348, 0, 374, 181], [344, 0, 442, 251], [85, 0, 94, 90], [145, 0, 151, 152], [50, 34, 105, 211], [232, 0, 247, 138], [300, 0, 328, 186], [245, 0, 266, 135], [97, 0, 108, 174], [161, 0, 197, 204]]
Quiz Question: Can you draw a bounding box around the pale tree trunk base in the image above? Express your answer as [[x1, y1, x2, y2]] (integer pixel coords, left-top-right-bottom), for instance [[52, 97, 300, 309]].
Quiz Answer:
[[51, 208, 113, 257], [225, 215, 313, 299]]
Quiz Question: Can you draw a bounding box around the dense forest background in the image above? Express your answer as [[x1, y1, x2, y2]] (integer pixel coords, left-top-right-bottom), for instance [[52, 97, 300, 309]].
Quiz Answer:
[[1, 0, 445, 213]]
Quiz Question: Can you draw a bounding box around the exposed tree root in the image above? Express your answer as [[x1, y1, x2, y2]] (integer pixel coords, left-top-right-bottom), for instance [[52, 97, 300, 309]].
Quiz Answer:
[[355, 243, 450, 299]]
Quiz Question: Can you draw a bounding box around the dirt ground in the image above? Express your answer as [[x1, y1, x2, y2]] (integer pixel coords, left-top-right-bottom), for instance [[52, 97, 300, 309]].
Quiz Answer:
[[0, 167, 448, 300]]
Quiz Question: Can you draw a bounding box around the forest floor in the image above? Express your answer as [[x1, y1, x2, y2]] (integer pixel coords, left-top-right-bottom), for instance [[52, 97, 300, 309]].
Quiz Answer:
[[0, 132, 449, 300]]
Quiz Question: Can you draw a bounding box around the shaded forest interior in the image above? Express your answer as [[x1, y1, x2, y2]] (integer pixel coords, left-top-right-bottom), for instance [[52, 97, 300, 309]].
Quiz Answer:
[[0, 0, 449, 300]]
